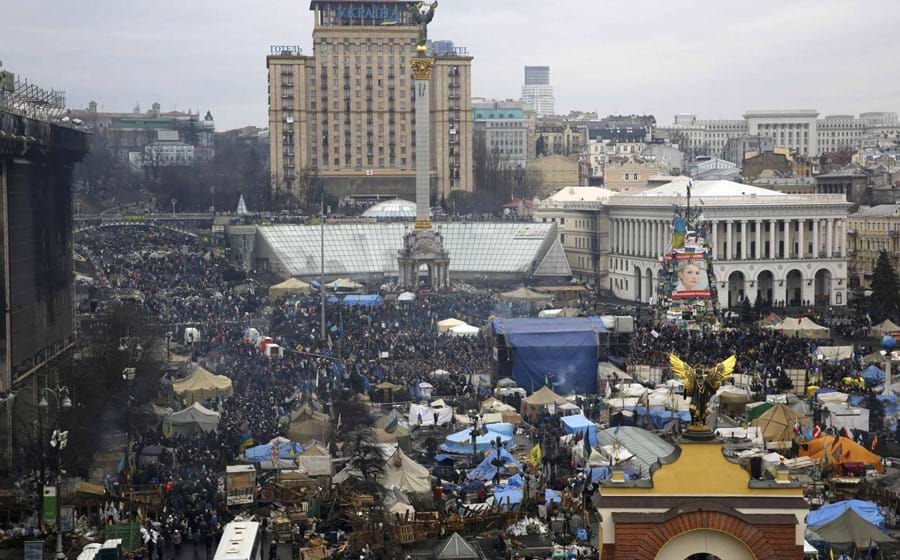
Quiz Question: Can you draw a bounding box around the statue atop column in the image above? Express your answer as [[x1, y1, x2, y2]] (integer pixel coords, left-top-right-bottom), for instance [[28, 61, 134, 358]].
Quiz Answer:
[[410, 1, 438, 55]]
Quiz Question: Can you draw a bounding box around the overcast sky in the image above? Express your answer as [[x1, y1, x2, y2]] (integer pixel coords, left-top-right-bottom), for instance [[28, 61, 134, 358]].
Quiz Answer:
[[4, 0, 899, 130]]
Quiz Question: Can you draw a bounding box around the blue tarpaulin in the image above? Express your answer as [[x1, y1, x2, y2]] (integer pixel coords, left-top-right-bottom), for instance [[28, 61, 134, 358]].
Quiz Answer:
[[589, 467, 611, 483], [860, 365, 886, 385], [468, 448, 522, 481], [492, 485, 523, 510], [848, 395, 866, 407], [441, 426, 513, 454], [807, 500, 885, 528], [491, 318, 606, 395], [561, 414, 599, 446], [244, 440, 304, 463], [342, 294, 384, 307], [545, 489, 561, 504]]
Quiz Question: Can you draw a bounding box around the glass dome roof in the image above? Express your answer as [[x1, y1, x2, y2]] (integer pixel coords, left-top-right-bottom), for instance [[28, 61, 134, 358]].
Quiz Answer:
[[362, 199, 427, 221]]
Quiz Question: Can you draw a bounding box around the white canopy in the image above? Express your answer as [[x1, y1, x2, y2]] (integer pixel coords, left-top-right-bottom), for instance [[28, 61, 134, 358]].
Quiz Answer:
[[769, 317, 830, 339], [437, 318, 466, 333], [398, 291, 416, 302], [816, 346, 854, 361], [449, 324, 480, 337]]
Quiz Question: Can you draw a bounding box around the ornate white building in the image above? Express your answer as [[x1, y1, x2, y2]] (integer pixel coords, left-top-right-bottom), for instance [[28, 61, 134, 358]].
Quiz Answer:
[[606, 180, 851, 308]]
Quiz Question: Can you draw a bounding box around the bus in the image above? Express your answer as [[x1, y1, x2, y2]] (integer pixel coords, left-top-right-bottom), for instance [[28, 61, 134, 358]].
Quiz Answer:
[[213, 521, 261, 560]]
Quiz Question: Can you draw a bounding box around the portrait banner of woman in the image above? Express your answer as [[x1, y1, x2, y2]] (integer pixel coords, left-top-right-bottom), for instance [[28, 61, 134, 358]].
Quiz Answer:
[[671, 253, 710, 299]]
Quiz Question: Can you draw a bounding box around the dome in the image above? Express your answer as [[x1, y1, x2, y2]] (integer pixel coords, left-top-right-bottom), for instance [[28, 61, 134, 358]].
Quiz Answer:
[[362, 199, 427, 221]]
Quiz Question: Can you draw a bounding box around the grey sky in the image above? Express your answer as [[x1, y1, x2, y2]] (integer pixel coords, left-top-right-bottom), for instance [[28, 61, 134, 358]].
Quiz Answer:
[[4, 0, 899, 130]]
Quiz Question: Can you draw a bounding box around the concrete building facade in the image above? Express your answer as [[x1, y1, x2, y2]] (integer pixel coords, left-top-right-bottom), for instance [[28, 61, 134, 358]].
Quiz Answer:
[[847, 204, 900, 289], [606, 180, 851, 308], [473, 100, 530, 169], [267, 1, 473, 204]]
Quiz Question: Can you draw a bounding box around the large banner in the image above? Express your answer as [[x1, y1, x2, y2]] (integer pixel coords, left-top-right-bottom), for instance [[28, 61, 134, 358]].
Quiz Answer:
[[671, 253, 711, 300]]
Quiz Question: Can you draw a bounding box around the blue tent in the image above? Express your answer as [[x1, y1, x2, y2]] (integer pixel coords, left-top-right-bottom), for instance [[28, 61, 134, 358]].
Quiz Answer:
[[561, 414, 599, 446], [441, 426, 513, 454], [589, 467, 611, 483], [806, 500, 884, 528], [507, 474, 524, 487], [860, 365, 886, 386], [646, 408, 691, 429], [544, 489, 561, 504], [467, 447, 521, 481], [342, 294, 384, 307], [244, 439, 304, 463], [491, 317, 607, 395]]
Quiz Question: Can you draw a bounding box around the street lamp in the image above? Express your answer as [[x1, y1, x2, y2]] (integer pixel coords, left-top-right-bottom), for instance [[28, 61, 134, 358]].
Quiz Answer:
[[40, 386, 71, 560]]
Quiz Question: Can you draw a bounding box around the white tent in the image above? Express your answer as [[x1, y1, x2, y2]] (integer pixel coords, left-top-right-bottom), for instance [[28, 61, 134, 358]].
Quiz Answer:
[[184, 327, 200, 345], [496, 378, 518, 388], [429, 369, 451, 378], [417, 382, 434, 400], [816, 346, 854, 361], [437, 318, 466, 333], [379, 448, 431, 494], [398, 291, 416, 302], [769, 317, 830, 339], [166, 403, 220, 436], [449, 324, 480, 337], [326, 278, 363, 291], [872, 319, 900, 338], [409, 403, 453, 426]]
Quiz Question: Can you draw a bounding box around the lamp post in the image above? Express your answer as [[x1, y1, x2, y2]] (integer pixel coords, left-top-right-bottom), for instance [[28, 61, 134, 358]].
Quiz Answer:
[[119, 338, 142, 485], [39, 386, 72, 560], [467, 410, 481, 466], [491, 436, 503, 486], [0, 392, 19, 471]]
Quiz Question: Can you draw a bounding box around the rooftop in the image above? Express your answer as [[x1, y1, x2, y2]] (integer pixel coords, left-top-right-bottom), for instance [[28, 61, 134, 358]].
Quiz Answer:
[[544, 186, 616, 203], [255, 222, 572, 280], [635, 179, 784, 198], [851, 204, 900, 218], [361, 199, 421, 220]]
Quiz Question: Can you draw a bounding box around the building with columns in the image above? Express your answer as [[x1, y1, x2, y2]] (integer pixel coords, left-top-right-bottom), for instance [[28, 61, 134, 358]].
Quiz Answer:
[[607, 179, 851, 308]]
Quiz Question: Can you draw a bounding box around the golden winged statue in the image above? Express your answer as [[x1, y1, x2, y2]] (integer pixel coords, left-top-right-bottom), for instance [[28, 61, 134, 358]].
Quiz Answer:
[[668, 353, 736, 428]]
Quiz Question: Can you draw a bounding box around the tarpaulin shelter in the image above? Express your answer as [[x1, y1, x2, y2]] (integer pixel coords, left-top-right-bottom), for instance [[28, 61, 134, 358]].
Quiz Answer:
[[172, 367, 233, 405], [480, 397, 515, 413], [492, 317, 607, 395], [799, 435, 883, 473], [437, 318, 467, 333], [244, 437, 304, 464], [269, 278, 312, 297], [491, 485, 523, 510], [287, 406, 332, 443], [808, 508, 895, 549], [807, 500, 885, 528], [872, 319, 900, 338], [860, 364, 886, 385], [166, 403, 220, 436], [496, 378, 518, 388], [441, 425, 513, 454], [374, 410, 411, 444], [467, 447, 521, 481], [560, 414, 599, 446], [750, 403, 808, 447], [379, 447, 431, 494], [397, 291, 416, 302], [342, 294, 384, 307], [409, 403, 453, 426], [824, 403, 870, 432], [520, 386, 568, 421], [498, 287, 553, 303], [326, 278, 363, 291], [769, 317, 830, 339]]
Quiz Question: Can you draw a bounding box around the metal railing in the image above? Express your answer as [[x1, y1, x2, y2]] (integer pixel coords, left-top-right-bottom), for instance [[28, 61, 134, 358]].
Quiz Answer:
[[0, 73, 66, 122]]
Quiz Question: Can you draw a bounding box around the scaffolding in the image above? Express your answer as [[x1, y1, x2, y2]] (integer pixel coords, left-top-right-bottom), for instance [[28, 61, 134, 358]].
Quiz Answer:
[[0, 71, 67, 122]]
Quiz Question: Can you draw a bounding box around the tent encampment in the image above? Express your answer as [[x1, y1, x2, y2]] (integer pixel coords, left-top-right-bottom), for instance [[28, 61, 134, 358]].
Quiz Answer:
[[379, 448, 431, 494], [800, 435, 883, 473], [809, 508, 895, 549], [342, 294, 384, 307], [286, 406, 332, 443], [269, 278, 312, 298], [872, 319, 900, 338], [521, 386, 568, 421], [166, 402, 221, 436], [769, 317, 830, 339], [172, 367, 234, 405], [750, 403, 808, 447], [326, 278, 363, 292], [498, 287, 553, 303]]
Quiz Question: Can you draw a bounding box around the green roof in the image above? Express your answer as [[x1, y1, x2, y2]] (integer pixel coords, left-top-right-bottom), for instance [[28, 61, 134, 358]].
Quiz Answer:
[[474, 108, 525, 120]]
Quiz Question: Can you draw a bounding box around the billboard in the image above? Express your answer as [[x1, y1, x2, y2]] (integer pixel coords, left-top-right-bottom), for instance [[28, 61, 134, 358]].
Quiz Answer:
[[671, 253, 710, 300]]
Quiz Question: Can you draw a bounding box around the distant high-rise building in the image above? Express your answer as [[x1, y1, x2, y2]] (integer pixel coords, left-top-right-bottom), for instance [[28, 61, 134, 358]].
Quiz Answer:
[[521, 65, 555, 118], [267, 0, 474, 204]]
